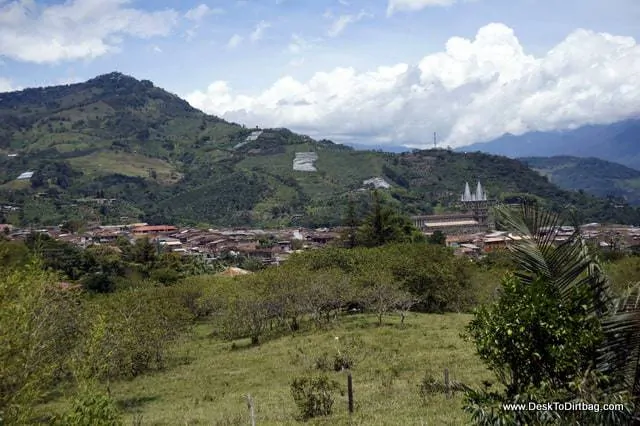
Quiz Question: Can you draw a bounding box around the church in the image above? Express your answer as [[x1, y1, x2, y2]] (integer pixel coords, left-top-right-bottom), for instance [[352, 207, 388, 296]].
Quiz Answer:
[[411, 181, 495, 235]]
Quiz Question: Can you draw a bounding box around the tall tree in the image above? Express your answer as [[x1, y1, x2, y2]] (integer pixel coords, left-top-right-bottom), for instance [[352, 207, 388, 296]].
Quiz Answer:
[[341, 195, 359, 249], [356, 190, 424, 247]]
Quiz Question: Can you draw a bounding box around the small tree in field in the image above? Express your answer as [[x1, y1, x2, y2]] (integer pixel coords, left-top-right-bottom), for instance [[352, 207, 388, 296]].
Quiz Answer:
[[357, 268, 415, 325]]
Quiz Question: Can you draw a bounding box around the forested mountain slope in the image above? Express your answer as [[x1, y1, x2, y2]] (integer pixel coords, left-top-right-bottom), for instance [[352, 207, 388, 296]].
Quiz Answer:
[[1, 73, 638, 227]]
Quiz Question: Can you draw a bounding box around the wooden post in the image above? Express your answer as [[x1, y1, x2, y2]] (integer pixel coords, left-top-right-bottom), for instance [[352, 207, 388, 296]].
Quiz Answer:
[[347, 372, 354, 414], [444, 368, 451, 399], [246, 394, 256, 426]]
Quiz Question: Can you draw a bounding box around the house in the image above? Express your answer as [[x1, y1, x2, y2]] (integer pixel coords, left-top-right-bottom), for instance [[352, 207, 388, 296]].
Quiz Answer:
[[91, 230, 121, 243], [158, 237, 184, 252], [483, 235, 509, 252], [131, 225, 177, 235]]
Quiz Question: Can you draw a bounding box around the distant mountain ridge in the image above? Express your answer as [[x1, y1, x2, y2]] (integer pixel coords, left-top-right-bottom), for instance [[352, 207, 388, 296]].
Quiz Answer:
[[518, 156, 640, 206], [1, 72, 639, 227], [461, 118, 640, 170]]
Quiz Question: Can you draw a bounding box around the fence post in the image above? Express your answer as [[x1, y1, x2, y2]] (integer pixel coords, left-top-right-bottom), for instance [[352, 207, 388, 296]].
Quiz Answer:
[[347, 372, 354, 414], [444, 368, 451, 399], [246, 394, 256, 426]]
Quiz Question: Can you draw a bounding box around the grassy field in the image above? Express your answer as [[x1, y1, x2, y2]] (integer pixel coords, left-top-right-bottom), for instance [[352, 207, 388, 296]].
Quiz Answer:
[[41, 313, 491, 425], [67, 151, 180, 183]]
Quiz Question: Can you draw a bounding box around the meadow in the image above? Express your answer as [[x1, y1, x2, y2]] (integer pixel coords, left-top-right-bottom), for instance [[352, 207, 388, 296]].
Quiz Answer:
[[40, 313, 490, 425]]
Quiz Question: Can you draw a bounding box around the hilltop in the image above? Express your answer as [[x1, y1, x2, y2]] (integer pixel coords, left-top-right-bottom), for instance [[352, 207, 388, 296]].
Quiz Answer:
[[520, 156, 640, 206], [1, 72, 639, 227]]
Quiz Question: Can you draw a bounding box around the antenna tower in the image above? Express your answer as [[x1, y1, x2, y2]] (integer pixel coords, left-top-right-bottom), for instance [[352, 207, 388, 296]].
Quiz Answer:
[[433, 132, 437, 148]]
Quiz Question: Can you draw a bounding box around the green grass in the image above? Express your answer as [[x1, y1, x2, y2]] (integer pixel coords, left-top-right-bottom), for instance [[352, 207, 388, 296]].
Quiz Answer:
[[67, 151, 179, 183], [40, 313, 491, 425]]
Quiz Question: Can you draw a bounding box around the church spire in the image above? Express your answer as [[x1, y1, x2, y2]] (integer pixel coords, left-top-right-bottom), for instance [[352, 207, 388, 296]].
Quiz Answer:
[[462, 182, 472, 201], [476, 181, 484, 201]]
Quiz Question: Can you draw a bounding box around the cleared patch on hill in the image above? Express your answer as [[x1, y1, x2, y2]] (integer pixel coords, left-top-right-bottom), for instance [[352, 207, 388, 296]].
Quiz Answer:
[[67, 151, 181, 183]]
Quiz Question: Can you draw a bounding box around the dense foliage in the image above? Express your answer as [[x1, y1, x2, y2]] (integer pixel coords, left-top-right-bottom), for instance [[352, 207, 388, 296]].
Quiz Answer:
[[464, 203, 639, 425]]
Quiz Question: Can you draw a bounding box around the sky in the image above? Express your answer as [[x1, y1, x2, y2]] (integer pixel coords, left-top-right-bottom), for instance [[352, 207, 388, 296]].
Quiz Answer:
[[1, 0, 640, 148]]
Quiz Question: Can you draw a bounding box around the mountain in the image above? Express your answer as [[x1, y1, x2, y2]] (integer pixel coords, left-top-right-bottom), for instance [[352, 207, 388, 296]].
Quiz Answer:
[[1, 72, 640, 228], [461, 119, 640, 170], [519, 156, 640, 205]]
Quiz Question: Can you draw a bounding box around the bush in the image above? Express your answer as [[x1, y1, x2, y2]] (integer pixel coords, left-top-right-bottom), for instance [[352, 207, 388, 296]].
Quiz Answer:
[[58, 386, 122, 426], [314, 353, 331, 372], [290, 375, 341, 420], [0, 261, 84, 424], [465, 274, 601, 396], [75, 288, 192, 381]]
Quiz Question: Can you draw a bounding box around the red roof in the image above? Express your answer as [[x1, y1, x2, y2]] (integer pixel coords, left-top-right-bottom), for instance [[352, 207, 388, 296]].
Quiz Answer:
[[133, 225, 177, 232]]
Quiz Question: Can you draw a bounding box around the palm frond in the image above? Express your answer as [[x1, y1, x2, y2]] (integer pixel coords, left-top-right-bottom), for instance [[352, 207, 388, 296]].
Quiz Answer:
[[493, 201, 612, 315]]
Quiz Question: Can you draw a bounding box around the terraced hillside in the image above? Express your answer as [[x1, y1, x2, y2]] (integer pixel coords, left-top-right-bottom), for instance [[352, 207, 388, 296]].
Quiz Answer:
[[1, 73, 639, 227]]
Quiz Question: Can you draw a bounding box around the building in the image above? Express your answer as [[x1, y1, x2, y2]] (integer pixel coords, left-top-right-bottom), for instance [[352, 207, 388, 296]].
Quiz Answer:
[[460, 181, 494, 229], [131, 225, 177, 236], [412, 181, 496, 234], [412, 212, 484, 234]]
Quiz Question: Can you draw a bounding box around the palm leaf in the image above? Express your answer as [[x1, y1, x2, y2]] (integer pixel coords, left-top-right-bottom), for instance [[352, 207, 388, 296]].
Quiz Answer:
[[495, 201, 640, 419], [493, 201, 612, 315]]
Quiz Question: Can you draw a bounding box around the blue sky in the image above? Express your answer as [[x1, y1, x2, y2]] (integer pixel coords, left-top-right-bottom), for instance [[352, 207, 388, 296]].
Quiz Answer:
[[1, 0, 640, 147]]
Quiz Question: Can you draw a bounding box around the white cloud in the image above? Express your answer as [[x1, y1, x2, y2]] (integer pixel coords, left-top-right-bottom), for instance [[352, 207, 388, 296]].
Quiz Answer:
[[183, 4, 222, 41], [328, 10, 371, 37], [185, 23, 640, 148], [250, 21, 271, 42], [287, 34, 316, 55], [184, 4, 222, 22], [152, 45, 163, 53], [0, 0, 180, 63], [387, 0, 459, 16], [0, 77, 15, 93], [226, 34, 243, 48]]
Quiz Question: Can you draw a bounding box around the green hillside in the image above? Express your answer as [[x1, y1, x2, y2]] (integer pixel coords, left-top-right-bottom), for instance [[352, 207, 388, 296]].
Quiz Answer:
[[1, 72, 639, 227], [520, 156, 640, 206]]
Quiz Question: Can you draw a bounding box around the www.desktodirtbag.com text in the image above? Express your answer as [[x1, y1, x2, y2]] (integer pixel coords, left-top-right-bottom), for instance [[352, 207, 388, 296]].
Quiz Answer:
[[502, 402, 626, 412]]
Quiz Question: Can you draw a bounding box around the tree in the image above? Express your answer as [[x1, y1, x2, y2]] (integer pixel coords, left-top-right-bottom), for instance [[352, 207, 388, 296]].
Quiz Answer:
[[464, 202, 638, 425], [341, 196, 359, 249], [128, 237, 157, 268], [427, 230, 446, 245], [61, 219, 84, 234], [357, 268, 415, 325], [0, 261, 84, 424], [356, 190, 424, 247]]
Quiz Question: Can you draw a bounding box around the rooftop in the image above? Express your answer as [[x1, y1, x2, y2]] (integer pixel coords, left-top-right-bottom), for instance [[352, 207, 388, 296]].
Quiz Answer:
[[424, 220, 479, 227]]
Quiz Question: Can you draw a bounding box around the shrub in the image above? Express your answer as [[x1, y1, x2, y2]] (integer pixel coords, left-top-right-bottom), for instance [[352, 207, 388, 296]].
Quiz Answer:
[[0, 261, 84, 424], [332, 335, 366, 372], [290, 375, 341, 420], [75, 288, 192, 381], [314, 353, 331, 372], [58, 386, 122, 426]]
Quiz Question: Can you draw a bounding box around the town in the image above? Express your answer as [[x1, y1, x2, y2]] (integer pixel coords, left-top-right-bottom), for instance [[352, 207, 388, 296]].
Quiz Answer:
[[2, 182, 637, 266]]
